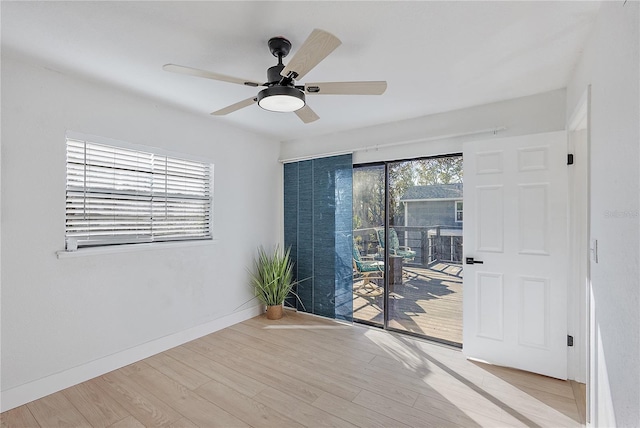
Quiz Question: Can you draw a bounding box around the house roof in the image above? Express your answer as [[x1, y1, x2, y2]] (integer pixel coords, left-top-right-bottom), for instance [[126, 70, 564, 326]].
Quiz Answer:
[[401, 183, 463, 201]]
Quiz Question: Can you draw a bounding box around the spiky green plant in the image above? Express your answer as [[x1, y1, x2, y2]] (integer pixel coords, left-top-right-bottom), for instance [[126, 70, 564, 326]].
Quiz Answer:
[[250, 245, 301, 307]]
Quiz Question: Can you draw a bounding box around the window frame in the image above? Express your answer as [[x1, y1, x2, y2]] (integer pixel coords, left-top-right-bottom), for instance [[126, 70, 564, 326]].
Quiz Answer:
[[455, 200, 463, 223], [64, 131, 213, 251]]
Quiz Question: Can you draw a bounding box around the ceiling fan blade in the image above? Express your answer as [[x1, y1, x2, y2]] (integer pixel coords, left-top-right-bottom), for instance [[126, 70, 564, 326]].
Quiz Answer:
[[295, 105, 320, 124], [280, 29, 341, 81], [305, 81, 388, 95], [163, 64, 263, 87], [211, 96, 257, 116]]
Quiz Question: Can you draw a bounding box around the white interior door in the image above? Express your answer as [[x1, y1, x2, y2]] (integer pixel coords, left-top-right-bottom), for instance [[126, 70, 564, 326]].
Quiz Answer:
[[463, 131, 569, 379]]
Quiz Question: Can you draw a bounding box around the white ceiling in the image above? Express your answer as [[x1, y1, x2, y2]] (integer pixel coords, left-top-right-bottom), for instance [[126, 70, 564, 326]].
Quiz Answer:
[[1, 1, 601, 142]]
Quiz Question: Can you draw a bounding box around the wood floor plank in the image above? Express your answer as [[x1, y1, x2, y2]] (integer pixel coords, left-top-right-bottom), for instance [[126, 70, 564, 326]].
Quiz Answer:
[[570, 381, 587, 425], [352, 389, 459, 427], [287, 322, 426, 360], [167, 417, 199, 428], [311, 392, 412, 428], [194, 379, 305, 428], [253, 387, 359, 428], [120, 362, 250, 428], [244, 315, 383, 363], [505, 384, 581, 422], [351, 334, 485, 386], [415, 378, 519, 423], [184, 338, 326, 405], [498, 407, 580, 428], [226, 320, 343, 363], [284, 334, 425, 402], [260, 338, 420, 407], [26, 392, 91, 427], [107, 415, 146, 428], [418, 378, 579, 428], [368, 352, 483, 389], [62, 380, 130, 428], [226, 320, 421, 407], [212, 327, 311, 362], [481, 384, 581, 428], [96, 369, 182, 427], [0, 405, 40, 428], [241, 318, 377, 364], [413, 392, 495, 427], [214, 327, 293, 358], [476, 362, 575, 399], [142, 352, 211, 390], [164, 345, 268, 398], [208, 330, 362, 401]]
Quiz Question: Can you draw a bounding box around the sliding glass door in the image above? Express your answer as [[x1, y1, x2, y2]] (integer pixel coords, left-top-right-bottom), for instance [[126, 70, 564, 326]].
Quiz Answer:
[[353, 156, 464, 346], [352, 164, 386, 326]]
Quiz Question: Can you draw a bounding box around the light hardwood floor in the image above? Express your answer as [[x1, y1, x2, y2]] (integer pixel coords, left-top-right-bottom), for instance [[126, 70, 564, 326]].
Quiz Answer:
[[1, 311, 586, 428]]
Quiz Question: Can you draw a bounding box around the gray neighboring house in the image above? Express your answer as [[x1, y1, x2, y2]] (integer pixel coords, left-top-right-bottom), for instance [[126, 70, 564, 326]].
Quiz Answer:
[[400, 183, 463, 263], [401, 183, 463, 227]]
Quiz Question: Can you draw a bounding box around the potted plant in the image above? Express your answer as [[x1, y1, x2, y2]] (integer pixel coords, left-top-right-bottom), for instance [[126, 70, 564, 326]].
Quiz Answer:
[[249, 245, 301, 320]]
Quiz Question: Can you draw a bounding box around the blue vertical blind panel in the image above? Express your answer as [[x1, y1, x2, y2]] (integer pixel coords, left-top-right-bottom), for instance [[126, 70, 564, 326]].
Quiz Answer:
[[283, 163, 299, 309], [283, 155, 353, 321], [312, 157, 338, 318], [334, 160, 354, 322], [295, 160, 315, 313]]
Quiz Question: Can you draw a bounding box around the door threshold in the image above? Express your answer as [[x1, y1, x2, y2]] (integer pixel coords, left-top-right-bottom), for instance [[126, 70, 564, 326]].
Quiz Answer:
[[353, 319, 463, 350], [387, 326, 462, 349]]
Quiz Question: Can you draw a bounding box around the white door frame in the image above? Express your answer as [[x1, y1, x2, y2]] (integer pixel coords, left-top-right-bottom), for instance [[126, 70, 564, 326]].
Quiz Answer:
[[567, 85, 591, 417]]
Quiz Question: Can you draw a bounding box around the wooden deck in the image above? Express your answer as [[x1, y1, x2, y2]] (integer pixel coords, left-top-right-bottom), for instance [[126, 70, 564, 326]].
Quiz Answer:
[[354, 263, 463, 345]]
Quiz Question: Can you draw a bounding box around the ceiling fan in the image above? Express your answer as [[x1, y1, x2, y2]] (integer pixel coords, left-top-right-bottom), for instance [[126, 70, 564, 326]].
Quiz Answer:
[[163, 29, 387, 124]]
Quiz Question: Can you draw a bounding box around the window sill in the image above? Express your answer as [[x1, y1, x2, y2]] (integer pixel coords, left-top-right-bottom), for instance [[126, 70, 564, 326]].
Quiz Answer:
[[56, 239, 219, 259]]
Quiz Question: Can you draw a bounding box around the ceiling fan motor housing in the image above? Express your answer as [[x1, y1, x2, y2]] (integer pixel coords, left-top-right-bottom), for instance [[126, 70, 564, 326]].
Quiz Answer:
[[267, 64, 286, 84], [268, 36, 292, 58]]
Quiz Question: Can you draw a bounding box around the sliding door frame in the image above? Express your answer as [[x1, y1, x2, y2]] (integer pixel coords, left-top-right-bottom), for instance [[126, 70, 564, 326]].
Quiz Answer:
[[353, 153, 463, 348]]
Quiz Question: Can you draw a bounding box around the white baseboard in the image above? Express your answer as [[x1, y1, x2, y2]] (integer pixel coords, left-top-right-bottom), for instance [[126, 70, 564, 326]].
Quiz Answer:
[[0, 305, 263, 412]]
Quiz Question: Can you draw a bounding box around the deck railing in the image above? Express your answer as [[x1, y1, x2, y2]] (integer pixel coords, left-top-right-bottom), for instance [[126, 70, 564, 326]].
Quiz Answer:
[[353, 225, 463, 267]]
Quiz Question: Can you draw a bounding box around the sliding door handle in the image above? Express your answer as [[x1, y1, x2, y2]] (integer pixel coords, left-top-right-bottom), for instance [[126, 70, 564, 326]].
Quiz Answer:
[[465, 257, 484, 265]]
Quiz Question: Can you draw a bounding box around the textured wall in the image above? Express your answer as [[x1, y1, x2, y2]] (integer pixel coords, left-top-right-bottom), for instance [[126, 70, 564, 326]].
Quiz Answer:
[[566, 2, 640, 426], [1, 53, 281, 408]]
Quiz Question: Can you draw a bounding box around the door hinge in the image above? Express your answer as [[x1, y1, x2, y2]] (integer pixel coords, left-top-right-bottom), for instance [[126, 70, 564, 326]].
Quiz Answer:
[[567, 335, 574, 347], [567, 154, 574, 165]]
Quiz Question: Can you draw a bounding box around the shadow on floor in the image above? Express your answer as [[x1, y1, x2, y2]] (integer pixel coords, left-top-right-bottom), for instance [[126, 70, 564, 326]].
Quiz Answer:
[[353, 263, 463, 344]]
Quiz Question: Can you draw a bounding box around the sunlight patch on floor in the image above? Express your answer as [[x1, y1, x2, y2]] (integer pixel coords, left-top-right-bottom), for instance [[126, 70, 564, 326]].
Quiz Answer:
[[364, 329, 429, 373], [262, 324, 351, 330]]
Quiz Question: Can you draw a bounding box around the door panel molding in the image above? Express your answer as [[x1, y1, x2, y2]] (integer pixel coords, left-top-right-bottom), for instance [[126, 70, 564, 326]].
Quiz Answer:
[[463, 131, 568, 380]]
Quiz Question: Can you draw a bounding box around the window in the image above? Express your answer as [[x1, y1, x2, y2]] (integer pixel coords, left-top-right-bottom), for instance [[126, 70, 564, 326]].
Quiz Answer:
[[455, 200, 463, 222], [65, 135, 212, 249]]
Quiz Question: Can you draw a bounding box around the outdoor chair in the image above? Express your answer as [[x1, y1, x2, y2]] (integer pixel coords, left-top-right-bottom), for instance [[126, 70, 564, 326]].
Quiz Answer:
[[353, 243, 384, 296], [375, 227, 416, 262]]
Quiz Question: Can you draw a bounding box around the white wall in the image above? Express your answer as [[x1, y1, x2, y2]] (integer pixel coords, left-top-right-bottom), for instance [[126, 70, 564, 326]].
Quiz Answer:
[[280, 89, 566, 163], [566, 2, 639, 426], [0, 53, 281, 410]]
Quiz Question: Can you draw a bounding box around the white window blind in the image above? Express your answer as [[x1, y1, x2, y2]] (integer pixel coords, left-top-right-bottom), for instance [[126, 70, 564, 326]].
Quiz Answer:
[[66, 138, 212, 248]]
